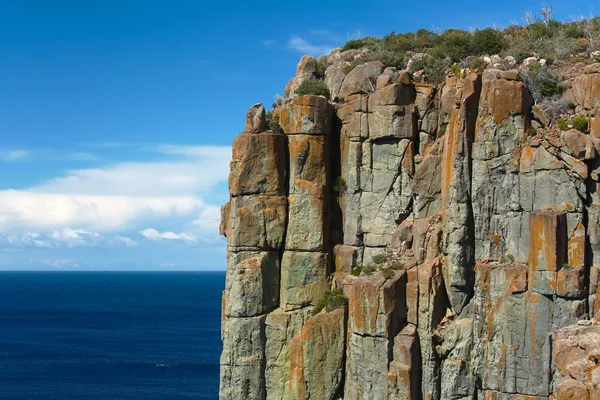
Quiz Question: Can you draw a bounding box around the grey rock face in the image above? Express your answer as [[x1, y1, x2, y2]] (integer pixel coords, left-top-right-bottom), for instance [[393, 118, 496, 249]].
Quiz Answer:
[[220, 58, 600, 400]]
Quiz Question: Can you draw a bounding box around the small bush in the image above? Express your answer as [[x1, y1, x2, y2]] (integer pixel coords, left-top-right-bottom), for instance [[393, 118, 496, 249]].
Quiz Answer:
[[333, 176, 347, 193], [312, 288, 348, 316], [390, 262, 405, 271], [372, 254, 388, 264], [520, 62, 563, 102], [435, 29, 473, 62], [471, 28, 505, 55], [572, 116, 589, 133], [351, 265, 363, 276], [380, 267, 394, 279], [561, 263, 573, 270], [265, 109, 281, 133], [450, 64, 462, 76], [567, 101, 577, 110], [564, 23, 586, 39], [363, 264, 377, 276], [315, 61, 327, 79], [294, 79, 330, 99], [557, 118, 570, 131], [341, 37, 380, 52], [411, 56, 451, 84], [468, 57, 487, 71]]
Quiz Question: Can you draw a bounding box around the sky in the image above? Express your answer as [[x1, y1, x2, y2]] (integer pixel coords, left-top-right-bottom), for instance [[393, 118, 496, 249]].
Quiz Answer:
[[0, 0, 597, 270]]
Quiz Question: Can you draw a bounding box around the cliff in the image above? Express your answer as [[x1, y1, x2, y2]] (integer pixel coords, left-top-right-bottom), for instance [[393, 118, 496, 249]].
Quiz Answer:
[[219, 48, 600, 399]]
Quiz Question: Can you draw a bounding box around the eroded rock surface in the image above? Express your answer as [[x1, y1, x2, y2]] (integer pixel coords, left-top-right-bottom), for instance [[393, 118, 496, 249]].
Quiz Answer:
[[220, 56, 600, 399]]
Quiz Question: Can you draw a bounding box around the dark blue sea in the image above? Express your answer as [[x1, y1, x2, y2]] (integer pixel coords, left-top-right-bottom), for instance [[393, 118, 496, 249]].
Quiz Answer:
[[0, 272, 224, 400]]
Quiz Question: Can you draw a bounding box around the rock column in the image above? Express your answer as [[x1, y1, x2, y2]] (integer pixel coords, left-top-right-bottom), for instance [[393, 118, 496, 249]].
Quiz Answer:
[[219, 105, 287, 400]]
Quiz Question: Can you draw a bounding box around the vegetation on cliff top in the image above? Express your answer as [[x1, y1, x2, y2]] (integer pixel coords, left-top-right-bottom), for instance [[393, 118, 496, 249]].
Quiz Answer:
[[340, 7, 599, 82]]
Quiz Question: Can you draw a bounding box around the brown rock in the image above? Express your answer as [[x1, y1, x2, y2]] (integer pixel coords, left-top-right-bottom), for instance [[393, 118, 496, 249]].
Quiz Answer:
[[562, 129, 597, 160], [334, 245, 359, 273], [244, 103, 266, 133], [374, 83, 417, 106], [279, 95, 333, 135], [227, 195, 287, 250], [591, 117, 600, 137], [288, 308, 346, 400], [528, 211, 567, 295], [344, 271, 407, 338], [568, 73, 600, 110], [556, 379, 590, 400], [288, 134, 329, 197], [229, 133, 286, 196], [339, 61, 384, 98]]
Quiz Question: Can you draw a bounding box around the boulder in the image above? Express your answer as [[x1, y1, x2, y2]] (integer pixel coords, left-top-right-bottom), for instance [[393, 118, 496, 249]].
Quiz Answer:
[[339, 61, 384, 98], [245, 103, 266, 133]]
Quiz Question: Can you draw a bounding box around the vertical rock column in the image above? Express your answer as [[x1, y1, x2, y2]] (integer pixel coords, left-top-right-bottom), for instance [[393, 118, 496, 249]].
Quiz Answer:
[[440, 71, 481, 314], [219, 105, 287, 400], [278, 95, 333, 311]]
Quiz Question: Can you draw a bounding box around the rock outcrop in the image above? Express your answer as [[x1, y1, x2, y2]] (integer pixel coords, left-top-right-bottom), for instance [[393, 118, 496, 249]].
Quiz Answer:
[[220, 53, 600, 399]]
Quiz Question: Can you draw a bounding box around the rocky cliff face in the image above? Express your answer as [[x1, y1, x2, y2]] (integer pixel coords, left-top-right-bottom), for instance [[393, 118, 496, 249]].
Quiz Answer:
[[219, 53, 600, 399]]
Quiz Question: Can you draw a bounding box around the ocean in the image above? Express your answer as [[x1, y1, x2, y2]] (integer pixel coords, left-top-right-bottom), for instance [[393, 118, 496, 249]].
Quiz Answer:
[[0, 272, 224, 400]]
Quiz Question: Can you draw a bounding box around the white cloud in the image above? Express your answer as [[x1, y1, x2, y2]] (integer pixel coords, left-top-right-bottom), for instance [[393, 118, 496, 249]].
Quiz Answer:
[[139, 228, 197, 244], [0, 190, 204, 232], [0, 150, 30, 162], [287, 36, 335, 55], [49, 228, 101, 247], [115, 236, 138, 248], [1, 229, 139, 249], [0, 144, 230, 255]]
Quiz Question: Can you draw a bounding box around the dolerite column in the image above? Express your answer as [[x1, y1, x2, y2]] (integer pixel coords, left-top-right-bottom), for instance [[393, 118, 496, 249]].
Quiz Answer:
[[279, 95, 333, 312], [219, 104, 287, 400]]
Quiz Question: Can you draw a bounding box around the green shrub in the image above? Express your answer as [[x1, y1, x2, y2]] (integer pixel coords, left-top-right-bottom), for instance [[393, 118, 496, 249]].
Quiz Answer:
[[561, 263, 573, 270], [435, 29, 473, 62], [311, 288, 348, 316], [372, 254, 388, 264], [333, 176, 347, 193], [351, 265, 363, 276], [450, 64, 462, 76], [294, 79, 330, 99], [411, 55, 451, 83], [520, 63, 563, 102], [390, 262, 405, 271], [341, 37, 380, 51], [567, 101, 577, 110], [363, 264, 377, 276], [527, 22, 554, 40], [557, 118, 570, 131], [265, 110, 281, 133], [572, 116, 589, 133], [471, 28, 505, 55], [380, 267, 394, 279], [315, 61, 327, 79], [564, 23, 586, 39], [468, 57, 487, 71]]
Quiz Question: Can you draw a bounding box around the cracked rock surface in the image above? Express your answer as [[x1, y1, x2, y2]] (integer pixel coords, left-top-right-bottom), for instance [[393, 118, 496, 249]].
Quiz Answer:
[[220, 54, 600, 400]]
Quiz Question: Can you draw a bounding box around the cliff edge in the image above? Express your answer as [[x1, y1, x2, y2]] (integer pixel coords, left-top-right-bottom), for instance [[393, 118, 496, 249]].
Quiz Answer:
[[219, 32, 600, 400]]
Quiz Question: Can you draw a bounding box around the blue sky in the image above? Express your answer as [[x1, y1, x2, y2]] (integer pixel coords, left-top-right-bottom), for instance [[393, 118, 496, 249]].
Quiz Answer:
[[0, 0, 597, 270]]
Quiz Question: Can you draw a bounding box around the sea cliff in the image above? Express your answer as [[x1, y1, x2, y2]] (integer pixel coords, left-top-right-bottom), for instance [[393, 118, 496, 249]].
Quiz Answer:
[[219, 41, 600, 399]]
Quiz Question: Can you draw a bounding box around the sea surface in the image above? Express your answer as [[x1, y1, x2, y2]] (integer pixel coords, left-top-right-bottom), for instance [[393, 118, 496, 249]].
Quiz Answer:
[[0, 272, 224, 400]]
